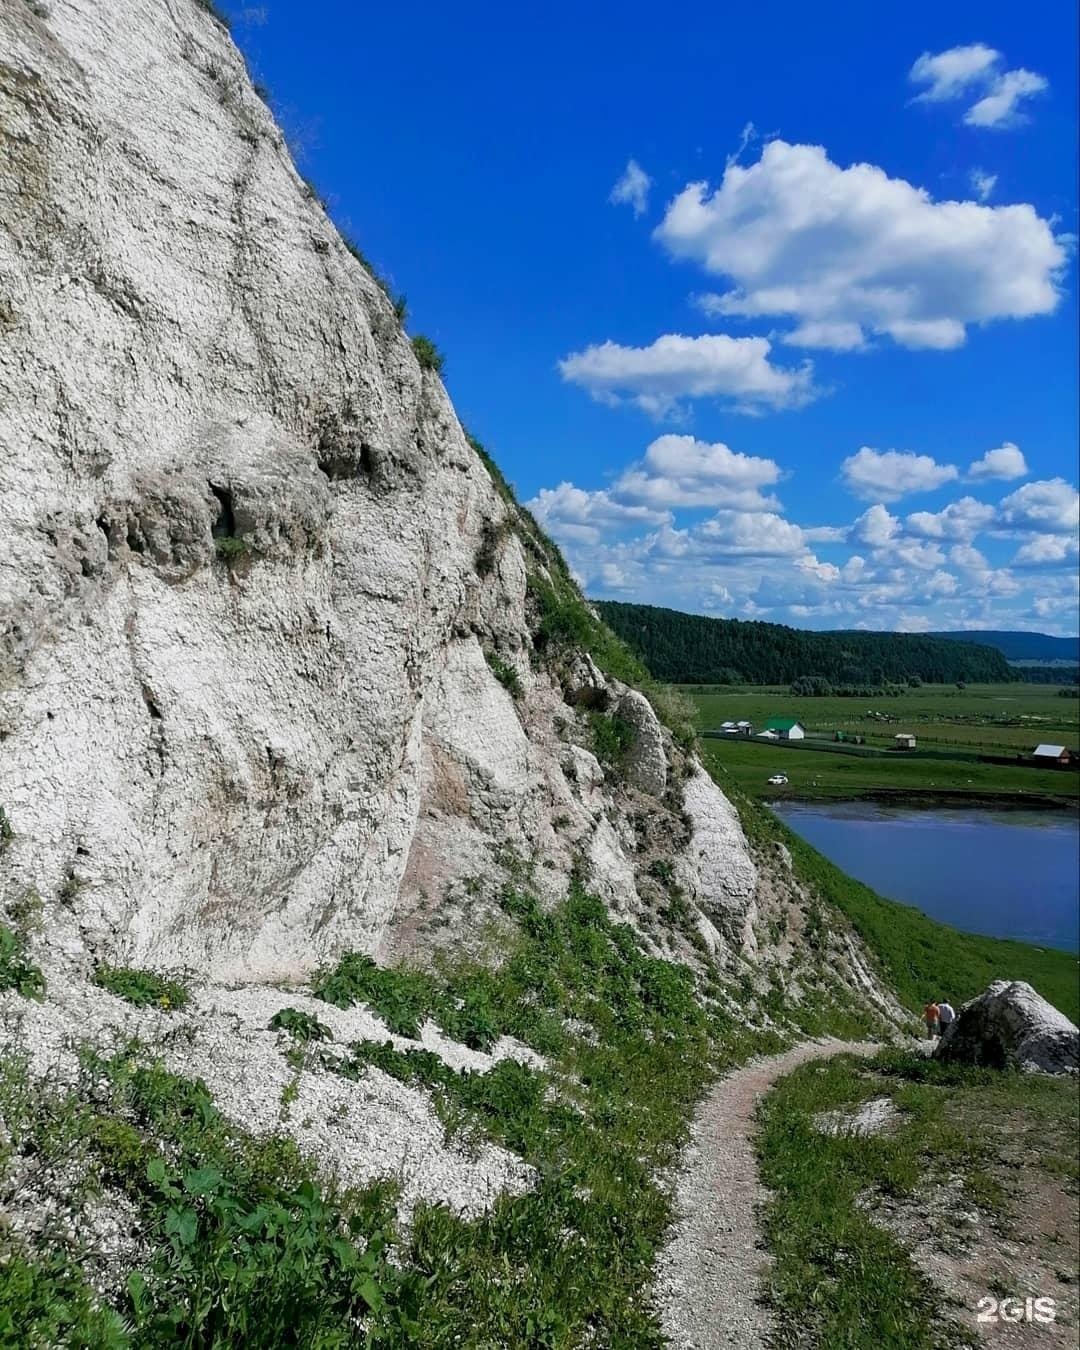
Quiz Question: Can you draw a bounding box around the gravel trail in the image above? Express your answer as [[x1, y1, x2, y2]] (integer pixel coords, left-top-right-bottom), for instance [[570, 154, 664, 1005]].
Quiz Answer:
[[653, 1038, 880, 1349]]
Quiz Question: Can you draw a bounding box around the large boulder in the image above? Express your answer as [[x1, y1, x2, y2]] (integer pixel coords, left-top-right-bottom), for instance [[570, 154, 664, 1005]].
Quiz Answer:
[[934, 981, 1078, 1074]]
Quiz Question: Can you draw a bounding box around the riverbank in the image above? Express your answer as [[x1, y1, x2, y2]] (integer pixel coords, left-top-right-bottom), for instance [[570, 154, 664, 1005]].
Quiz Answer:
[[730, 789, 1080, 1025], [773, 800, 1079, 954]]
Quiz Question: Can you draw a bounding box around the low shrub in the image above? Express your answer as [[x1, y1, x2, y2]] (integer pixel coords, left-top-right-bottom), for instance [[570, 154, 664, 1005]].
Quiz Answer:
[[213, 536, 248, 561], [411, 335, 445, 374], [93, 965, 189, 1011]]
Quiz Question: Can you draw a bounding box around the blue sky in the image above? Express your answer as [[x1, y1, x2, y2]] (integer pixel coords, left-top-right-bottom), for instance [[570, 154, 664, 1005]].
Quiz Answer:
[[232, 0, 1078, 634]]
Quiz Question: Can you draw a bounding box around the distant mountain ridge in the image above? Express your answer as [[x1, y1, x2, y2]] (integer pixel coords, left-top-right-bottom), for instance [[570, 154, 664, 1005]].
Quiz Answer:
[[927, 630, 1080, 664], [594, 602, 1016, 686]]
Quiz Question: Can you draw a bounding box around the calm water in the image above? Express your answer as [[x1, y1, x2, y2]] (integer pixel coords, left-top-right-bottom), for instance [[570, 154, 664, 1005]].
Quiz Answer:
[[772, 801, 1080, 952]]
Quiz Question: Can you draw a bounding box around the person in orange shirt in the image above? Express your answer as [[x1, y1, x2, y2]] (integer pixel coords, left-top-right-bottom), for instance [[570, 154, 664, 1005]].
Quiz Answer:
[[923, 1001, 940, 1039]]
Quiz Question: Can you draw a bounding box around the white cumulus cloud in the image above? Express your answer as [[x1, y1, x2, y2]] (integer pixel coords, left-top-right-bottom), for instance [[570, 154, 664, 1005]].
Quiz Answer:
[[557, 333, 815, 416], [966, 68, 1048, 129], [1012, 535, 1080, 567], [849, 503, 900, 547], [996, 478, 1080, 534], [610, 159, 652, 217], [968, 442, 1028, 480], [612, 434, 781, 510], [906, 496, 995, 541], [910, 43, 1000, 102], [527, 482, 670, 545], [910, 44, 1048, 129], [655, 140, 1066, 351], [842, 448, 959, 501]]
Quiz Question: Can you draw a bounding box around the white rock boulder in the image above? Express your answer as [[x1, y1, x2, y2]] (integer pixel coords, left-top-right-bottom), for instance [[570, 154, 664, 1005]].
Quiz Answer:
[[934, 980, 1079, 1075]]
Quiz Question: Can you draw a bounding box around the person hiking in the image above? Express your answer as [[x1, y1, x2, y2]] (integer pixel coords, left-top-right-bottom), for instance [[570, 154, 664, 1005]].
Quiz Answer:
[[923, 1000, 940, 1039], [937, 1000, 955, 1037]]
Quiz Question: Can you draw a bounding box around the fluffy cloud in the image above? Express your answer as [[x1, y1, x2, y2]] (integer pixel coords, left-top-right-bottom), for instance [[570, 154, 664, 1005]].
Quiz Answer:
[[612, 434, 781, 510], [970, 169, 997, 202], [909, 43, 999, 102], [996, 478, 1080, 534], [610, 159, 652, 217], [968, 442, 1028, 480], [906, 496, 995, 541], [655, 140, 1066, 351], [966, 68, 1048, 129], [557, 333, 815, 416], [842, 448, 959, 501], [910, 44, 1048, 129], [1012, 535, 1080, 566], [849, 503, 900, 547], [527, 482, 670, 545], [696, 510, 807, 556]]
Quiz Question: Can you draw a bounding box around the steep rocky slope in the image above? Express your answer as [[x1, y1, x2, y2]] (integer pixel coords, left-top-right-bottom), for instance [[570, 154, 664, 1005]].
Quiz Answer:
[[0, 0, 760, 983], [0, 2, 908, 1340]]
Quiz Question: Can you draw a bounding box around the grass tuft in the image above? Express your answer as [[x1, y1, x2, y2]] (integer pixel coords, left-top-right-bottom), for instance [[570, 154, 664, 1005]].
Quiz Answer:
[[0, 923, 44, 999]]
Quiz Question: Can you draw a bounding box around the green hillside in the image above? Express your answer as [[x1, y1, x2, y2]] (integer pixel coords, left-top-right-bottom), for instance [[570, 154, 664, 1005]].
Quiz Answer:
[[595, 602, 1016, 686]]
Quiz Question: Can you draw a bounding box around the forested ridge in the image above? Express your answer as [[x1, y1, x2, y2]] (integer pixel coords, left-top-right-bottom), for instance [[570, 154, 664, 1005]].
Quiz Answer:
[[595, 602, 1017, 686], [928, 630, 1080, 663]]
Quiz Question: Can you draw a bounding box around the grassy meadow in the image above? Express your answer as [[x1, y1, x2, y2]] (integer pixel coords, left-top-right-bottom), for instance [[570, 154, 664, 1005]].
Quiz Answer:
[[687, 682, 1079, 805]]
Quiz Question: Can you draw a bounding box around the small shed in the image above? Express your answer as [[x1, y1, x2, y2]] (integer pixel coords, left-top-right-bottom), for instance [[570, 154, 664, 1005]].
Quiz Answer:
[[761, 717, 805, 741], [1032, 744, 1069, 764], [721, 721, 737, 732], [894, 733, 917, 751], [736, 720, 753, 736]]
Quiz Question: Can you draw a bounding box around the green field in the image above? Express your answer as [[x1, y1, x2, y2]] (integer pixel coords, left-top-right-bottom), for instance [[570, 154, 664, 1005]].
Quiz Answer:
[[688, 683, 1079, 805]]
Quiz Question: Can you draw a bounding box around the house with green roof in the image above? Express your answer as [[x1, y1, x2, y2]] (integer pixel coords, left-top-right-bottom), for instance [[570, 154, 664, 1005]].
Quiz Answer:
[[760, 717, 805, 741]]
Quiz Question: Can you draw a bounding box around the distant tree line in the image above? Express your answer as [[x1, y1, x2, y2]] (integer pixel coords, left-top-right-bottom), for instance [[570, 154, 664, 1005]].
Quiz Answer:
[[1012, 665, 1080, 685], [594, 602, 1017, 686]]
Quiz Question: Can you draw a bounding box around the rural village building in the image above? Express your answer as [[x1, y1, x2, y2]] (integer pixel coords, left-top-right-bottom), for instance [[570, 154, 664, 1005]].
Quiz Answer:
[[894, 733, 917, 750], [1032, 744, 1070, 764], [761, 718, 805, 741]]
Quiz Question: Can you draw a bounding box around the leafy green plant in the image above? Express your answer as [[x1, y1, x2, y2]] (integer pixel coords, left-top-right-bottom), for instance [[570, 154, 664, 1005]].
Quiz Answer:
[[0, 924, 44, 999], [588, 710, 636, 766], [312, 952, 437, 1037], [93, 965, 189, 1011], [484, 648, 523, 699], [268, 1006, 332, 1042], [411, 335, 445, 374], [214, 535, 249, 561]]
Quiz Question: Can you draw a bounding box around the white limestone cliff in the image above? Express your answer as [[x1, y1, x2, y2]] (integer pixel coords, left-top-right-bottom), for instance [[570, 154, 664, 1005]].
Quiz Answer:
[[0, 0, 760, 984]]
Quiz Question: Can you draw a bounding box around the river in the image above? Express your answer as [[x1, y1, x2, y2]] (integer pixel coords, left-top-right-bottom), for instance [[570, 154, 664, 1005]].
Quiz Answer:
[[771, 801, 1080, 953]]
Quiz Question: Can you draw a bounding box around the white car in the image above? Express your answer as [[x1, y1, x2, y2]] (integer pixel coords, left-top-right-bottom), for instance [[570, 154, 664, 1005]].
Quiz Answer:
[[767, 774, 789, 786]]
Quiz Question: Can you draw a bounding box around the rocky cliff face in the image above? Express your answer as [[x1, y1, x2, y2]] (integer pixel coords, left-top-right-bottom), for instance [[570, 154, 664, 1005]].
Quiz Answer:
[[0, 0, 759, 985]]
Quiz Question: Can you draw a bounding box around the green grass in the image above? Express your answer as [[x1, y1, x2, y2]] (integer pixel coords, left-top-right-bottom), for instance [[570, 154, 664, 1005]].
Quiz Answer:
[[0, 924, 44, 999], [733, 792, 1079, 1023], [483, 648, 523, 699], [756, 1048, 1078, 1349], [411, 335, 445, 374], [0, 885, 821, 1346], [93, 965, 189, 1011], [699, 733, 1079, 806]]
